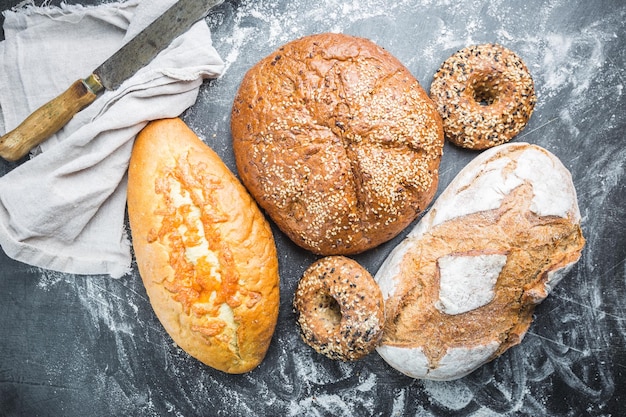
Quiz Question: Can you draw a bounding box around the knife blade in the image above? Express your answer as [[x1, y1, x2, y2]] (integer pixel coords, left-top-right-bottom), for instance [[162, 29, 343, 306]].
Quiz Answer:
[[0, 0, 224, 162]]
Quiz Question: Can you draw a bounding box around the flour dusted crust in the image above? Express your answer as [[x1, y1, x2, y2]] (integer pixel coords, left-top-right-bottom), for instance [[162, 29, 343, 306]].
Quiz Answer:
[[231, 33, 444, 255], [127, 118, 280, 374], [375, 142, 585, 380]]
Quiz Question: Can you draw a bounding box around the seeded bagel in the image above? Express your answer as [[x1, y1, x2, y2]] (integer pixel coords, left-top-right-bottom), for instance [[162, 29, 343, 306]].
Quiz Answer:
[[429, 43, 536, 150], [231, 33, 444, 255], [293, 256, 385, 361]]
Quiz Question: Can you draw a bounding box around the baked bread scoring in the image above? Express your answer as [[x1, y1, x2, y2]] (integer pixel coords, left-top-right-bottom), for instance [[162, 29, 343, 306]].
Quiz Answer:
[[231, 33, 444, 255], [375, 143, 585, 380], [127, 118, 280, 374]]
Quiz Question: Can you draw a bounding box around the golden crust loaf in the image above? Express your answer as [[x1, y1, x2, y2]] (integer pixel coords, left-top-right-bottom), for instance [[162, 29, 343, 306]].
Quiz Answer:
[[375, 143, 585, 380], [231, 33, 444, 255], [293, 256, 385, 361], [127, 118, 280, 374]]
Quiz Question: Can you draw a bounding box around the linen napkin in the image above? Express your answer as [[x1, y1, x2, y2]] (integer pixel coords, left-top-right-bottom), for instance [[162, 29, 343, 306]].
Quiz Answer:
[[0, 0, 225, 278]]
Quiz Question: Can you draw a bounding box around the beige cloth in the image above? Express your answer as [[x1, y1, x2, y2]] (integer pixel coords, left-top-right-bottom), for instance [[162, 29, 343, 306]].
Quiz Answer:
[[0, 0, 224, 277]]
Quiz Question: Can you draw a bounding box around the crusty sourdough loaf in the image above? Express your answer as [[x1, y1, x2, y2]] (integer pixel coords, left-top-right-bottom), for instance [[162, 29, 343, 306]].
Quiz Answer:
[[231, 33, 444, 255], [375, 142, 585, 380], [127, 118, 280, 374]]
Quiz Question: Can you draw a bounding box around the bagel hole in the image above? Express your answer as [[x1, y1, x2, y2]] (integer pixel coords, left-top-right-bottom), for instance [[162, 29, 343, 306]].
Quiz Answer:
[[314, 292, 342, 332], [470, 73, 502, 106], [474, 86, 497, 106]]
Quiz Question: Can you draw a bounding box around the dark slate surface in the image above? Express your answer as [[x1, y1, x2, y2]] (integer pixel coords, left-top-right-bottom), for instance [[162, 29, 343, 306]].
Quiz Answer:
[[0, 0, 624, 416]]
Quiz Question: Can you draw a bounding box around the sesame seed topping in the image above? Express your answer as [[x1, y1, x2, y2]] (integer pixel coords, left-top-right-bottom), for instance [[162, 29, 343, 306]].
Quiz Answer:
[[232, 33, 444, 255], [293, 256, 385, 361], [429, 43, 536, 150]]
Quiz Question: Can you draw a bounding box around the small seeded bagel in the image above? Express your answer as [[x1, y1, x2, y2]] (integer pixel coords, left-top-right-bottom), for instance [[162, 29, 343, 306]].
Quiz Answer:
[[293, 256, 385, 361], [231, 33, 444, 255], [429, 43, 536, 150]]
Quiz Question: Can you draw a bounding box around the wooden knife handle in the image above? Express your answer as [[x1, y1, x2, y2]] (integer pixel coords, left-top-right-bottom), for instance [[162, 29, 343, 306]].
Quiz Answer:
[[0, 76, 102, 162]]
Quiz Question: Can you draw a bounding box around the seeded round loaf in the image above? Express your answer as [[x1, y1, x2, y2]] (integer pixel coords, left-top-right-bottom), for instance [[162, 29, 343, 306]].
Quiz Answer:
[[231, 33, 444, 255]]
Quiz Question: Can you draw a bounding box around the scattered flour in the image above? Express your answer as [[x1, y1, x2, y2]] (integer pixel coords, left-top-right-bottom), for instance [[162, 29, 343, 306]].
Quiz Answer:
[[423, 379, 474, 410], [202, 0, 625, 415], [19, 0, 625, 415]]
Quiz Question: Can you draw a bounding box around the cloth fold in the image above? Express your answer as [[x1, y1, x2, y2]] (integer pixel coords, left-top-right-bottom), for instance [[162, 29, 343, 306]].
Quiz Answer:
[[0, 0, 225, 278]]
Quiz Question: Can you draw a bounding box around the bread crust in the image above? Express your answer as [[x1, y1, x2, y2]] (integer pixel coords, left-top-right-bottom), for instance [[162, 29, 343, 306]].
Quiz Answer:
[[375, 143, 585, 380], [231, 33, 444, 255], [127, 118, 279, 374]]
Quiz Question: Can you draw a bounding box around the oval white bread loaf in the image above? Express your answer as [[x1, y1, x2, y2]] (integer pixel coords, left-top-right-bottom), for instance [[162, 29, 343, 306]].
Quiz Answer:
[[127, 118, 280, 374], [375, 142, 585, 380]]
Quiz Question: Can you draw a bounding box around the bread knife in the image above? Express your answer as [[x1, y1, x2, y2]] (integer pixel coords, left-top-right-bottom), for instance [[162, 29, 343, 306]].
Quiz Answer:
[[0, 0, 224, 162]]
